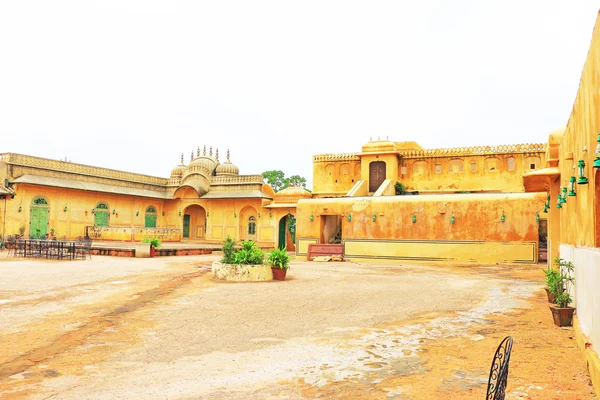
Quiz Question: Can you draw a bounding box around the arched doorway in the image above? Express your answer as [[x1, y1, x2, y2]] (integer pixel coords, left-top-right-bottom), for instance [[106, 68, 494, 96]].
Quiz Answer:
[[30, 196, 49, 238], [239, 206, 258, 241], [94, 202, 110, 227], [278, 214, 296, 250], [369, 161, 386, 192], [145, 206, 157, 228], [183, 205, 206, 240]]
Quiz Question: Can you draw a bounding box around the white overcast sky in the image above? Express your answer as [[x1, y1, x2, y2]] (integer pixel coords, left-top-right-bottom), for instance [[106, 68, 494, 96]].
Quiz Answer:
[[0, 1, 598, 189]]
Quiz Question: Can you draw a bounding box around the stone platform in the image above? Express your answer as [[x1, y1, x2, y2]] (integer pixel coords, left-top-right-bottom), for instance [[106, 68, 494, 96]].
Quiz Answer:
[[91, 241, 221, 257]]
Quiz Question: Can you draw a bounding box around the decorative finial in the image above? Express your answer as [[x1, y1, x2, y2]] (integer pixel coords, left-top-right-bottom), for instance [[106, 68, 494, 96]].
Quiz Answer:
[[226, 149, 231, 162], [203, 145, 206, 156], [180, 153, 184, 164], [215, 149, 219, 161], [197, 146, 200, 157], [191, 151, 194, 162], [209, 146, 213, 157]]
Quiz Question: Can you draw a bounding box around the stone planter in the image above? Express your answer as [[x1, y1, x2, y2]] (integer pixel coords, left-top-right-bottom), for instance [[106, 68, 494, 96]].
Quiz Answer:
[[211, 262, 273, 282]]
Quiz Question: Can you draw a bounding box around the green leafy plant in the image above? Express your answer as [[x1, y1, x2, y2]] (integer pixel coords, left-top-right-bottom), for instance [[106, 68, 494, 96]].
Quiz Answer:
[[550, 257, 575, 308], [394, 182, 406, 195], [142, 236, 162, 249], [267, 248, 290, 270], [232, 240, 264, 265], [18, 226, 25, 238], [222, 236, 236, 264]]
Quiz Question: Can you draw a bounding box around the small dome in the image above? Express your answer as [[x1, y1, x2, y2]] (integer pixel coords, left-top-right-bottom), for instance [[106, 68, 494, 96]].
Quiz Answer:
[[216, 162, 239, 176], [215, 149, 239, 176], [170, 154, 187, 178], [275, 185, 312, 199], [189, 156, 219, 173]]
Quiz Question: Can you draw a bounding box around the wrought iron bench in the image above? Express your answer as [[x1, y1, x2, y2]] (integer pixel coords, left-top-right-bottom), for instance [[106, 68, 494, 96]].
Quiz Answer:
[[486, 336, 513, 400]]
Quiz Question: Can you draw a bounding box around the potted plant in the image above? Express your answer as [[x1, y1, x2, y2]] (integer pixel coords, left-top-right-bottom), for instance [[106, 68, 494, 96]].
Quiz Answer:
[[548, 257, 576, 327], [267, 248, 290, 281], [142, 236, 162, 257], [221, 236, 236, 264], [542, 266, 560, 303]]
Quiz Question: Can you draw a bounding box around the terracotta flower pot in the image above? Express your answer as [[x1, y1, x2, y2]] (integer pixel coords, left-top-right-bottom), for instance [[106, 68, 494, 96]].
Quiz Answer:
[[549, 305, 575, 327], [544, 287, 555, 303], [150, 247, 156, 258], [271, 267, 287, 281]]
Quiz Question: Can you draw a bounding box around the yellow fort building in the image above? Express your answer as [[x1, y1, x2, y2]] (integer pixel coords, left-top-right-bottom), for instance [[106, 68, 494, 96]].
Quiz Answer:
[[1, 10, 600, 394]]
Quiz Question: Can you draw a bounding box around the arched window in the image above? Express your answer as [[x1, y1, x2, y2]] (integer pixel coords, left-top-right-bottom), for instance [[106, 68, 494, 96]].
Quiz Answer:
[[507, 157, 516, 172], [248, 216, 257, 235], [145, 206, 157, 228], [32, 197, 48, 206], [94, 202, 110, 227], [449, 159, 464, 173]]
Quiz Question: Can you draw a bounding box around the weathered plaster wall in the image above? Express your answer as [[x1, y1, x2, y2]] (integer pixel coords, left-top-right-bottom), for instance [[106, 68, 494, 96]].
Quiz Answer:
[[296, 193, 545, 263], [0, 183, 296, 246], [312, 146, 545, 197], [400, 151, 545, 193], [552, 12, 600, 396]]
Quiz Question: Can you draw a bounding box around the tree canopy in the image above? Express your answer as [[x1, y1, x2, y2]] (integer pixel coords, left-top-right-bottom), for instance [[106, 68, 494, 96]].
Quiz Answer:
[[262, 170, 308, 192]]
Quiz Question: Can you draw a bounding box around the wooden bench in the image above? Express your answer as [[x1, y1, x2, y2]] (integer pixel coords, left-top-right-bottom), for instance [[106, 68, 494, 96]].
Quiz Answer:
[[307, 244, 344, 261]]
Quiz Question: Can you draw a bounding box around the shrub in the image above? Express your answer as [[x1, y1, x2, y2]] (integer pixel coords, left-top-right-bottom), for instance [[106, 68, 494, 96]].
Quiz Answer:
[[142, 236, 162, 249], [394, 182, 406, 195], [550, 257, 575, 308], [232, 241, 264, 265], [267, 248, 290, 270], [222, 236, 236, 264]]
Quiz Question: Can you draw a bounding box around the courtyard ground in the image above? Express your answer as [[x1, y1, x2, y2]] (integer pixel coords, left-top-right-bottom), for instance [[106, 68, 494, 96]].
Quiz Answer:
[[0, 252, 595, 399]]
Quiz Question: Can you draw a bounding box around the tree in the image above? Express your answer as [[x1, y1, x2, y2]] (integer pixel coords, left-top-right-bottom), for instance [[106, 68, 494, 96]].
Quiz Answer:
[[262, 170, 307, 192]]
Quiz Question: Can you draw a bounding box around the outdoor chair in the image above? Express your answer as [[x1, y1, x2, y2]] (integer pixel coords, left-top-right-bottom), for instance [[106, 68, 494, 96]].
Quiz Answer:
[[485, 336, 513, 400], [75, 238, 92, 260], [5, 236, 16, 257]]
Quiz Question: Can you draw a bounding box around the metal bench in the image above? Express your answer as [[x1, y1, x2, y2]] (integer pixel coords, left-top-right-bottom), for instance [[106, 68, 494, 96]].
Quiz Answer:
[[486, 336, 513, 400], [307, 244, 344, 261]]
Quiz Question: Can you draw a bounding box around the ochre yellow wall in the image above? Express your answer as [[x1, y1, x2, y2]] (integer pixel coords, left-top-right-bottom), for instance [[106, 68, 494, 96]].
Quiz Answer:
[[400, 152, 544, 193], [312, 148, 545, 197], [0, 183, 296, 246], [296, 193, 546, 263], [313, 158, 361, 196], [2, 183, 169, 239], [556, 13, 600, 248]]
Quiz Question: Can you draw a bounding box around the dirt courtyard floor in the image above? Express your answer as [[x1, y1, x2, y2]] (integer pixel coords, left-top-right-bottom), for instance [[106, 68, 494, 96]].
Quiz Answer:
[[0, 252, 596, 399]]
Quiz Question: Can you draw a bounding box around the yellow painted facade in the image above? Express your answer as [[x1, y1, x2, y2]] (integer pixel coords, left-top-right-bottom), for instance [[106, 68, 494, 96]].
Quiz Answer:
[[522, 11, 600, 396], [313, 139, 545, 197], [0, 151, 305, 249]]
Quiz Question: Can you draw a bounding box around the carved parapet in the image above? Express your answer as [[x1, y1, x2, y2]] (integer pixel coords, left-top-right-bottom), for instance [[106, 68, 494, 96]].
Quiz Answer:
[[1, 153, 169, 186], [313, 153, 360, 162], [400, 143, 546, 158], [211, 175, 264, 185]]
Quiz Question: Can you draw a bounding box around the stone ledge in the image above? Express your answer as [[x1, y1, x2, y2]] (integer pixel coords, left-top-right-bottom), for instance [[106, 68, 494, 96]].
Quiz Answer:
[[211, 262, 273, 281], [574, 315, 600, 397]]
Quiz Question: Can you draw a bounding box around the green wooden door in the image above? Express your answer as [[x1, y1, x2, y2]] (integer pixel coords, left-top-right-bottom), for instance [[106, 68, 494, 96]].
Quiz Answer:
[[145, 215, 157, 228], [183, 214, 190, 238], [278, 217, 287, 250], [94, 211, 109, 227], [30, 207, 48, 238]]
